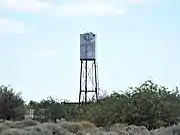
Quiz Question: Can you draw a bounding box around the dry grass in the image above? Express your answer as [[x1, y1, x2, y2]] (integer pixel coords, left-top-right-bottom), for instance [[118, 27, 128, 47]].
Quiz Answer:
[[0, 119, 179, 135]]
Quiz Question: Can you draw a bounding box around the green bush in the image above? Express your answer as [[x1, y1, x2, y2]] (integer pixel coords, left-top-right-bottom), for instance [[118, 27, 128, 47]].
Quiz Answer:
[[0, 85, 25, 121], [1, 80, 180, 131], [75, 80, 180, 129]]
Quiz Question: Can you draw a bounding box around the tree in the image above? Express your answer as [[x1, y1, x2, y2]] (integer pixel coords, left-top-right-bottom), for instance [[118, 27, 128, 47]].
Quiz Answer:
[[123, 80, 180, 129], [26, 80, 180, 130], [76, 80, 180, 129], [0, 85, 25, 120], [29, 96, 79, 122]]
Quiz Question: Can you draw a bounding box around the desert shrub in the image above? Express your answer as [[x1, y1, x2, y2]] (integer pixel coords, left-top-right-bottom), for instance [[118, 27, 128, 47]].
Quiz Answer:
[[151, 124, 180, 135], [0, 129, 25, 135], [25, 126, 53, 135], [41, 123, 73, 135], [54, 125, 74, 135], [3, 120, 180, 135], [81, 128, 120, 135], [20, 118, 39, 127], [79, 121, 96, 130], [110, 123, 128, 131], [41, 123, 57, 132], [0, 124, 8, 132], [57, 121, 83, 133], [82, 128, 107, 135], [54, 120, 96, 134], [0, 119, 39, 129], [105, 131, 119, 135], [121, 125, 150, 135], [2, 121, 16, 128]]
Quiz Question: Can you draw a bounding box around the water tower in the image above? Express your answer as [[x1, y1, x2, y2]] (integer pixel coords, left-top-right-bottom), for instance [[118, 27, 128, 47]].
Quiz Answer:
[[79, 32, 99, 105]]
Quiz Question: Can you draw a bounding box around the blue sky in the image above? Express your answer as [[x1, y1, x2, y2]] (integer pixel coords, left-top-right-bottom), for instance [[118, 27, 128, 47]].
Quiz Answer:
[[0, 0, 180, 103]]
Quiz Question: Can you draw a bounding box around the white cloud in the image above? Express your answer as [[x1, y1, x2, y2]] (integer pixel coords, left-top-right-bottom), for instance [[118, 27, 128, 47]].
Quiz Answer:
[[1, 0, 124, 16], [56, 0, 125, 17], [0, 17, 27, 35], [0, 0, 153, 15], [0, 0, 52, 12], [32, 50, 57, 57]]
